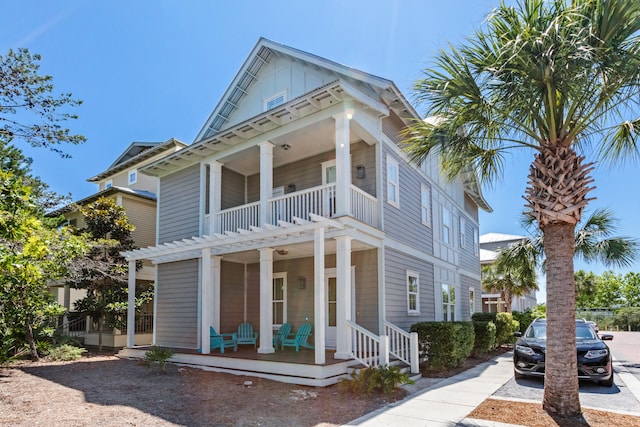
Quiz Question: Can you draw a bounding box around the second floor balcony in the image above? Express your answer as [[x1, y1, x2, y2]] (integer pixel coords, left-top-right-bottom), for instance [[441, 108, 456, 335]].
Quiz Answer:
[[205, 182, 378, 235]]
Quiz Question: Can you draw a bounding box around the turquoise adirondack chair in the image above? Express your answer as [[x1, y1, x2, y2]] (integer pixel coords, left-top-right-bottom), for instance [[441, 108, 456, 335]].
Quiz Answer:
[[210, 326, 237, 353], [280, 322, 314, 352], [237, 322, 258, 348], [272, 322, 292, 349]]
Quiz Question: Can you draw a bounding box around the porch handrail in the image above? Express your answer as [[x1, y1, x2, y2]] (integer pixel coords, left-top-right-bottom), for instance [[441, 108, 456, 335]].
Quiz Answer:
[[384, 321, 419, 373], [350, 185, 378, 227], [346, 320, 389, 368], [54, 315, 87, 337], [216, 201, 260, 234], [269, 183, 336, 224]]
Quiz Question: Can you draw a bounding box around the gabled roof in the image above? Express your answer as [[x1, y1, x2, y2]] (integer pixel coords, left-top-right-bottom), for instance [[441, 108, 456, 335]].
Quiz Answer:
[[194, 37, 418, 142], [46, 186, 156, 217], [87, 138, 187, 182]]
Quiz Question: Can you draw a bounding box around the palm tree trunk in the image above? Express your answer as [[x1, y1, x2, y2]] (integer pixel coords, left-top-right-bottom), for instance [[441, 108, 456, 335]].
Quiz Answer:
[[542, 222, 580, 416]]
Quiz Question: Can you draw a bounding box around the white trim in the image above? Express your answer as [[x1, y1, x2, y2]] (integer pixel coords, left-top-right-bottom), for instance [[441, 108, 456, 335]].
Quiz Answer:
[[386, 154, 399, 208], [459, 217, 467, 249], [473, 228, 480, 256], [128, 169, 138, 185], [406, 270, 420, 315], [272, 272, 287, 326], [321, 159, 336, 185]]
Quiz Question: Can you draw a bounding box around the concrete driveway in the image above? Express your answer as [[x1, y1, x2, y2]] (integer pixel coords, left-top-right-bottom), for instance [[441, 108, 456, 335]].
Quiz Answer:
[[493, 331, 640, 412]]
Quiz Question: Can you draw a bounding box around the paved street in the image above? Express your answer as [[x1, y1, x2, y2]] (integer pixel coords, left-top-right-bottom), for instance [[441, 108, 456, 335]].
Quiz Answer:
[[492, 333, 640, 413]]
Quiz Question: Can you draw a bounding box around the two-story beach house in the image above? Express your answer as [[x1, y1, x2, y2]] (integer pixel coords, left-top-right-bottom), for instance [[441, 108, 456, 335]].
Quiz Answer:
[[48, 138, 186, 348], [120, 38, 492, 385]]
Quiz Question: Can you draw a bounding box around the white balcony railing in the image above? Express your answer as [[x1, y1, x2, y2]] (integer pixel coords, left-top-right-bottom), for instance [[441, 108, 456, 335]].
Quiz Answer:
[[212, 183, 378, 234], [269, 183, 336, 225], [216, 201, 260, 234]]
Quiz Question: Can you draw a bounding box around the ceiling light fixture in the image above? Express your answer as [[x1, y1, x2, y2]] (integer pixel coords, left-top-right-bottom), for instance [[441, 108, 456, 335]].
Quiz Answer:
[[281, 143, 291, 150]]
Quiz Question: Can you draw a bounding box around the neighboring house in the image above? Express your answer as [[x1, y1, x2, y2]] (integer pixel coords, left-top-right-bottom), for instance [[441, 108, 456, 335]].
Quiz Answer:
[[47, 138, 187, 348], [479, 232, 538, 313], [120, 38, 492, 385]]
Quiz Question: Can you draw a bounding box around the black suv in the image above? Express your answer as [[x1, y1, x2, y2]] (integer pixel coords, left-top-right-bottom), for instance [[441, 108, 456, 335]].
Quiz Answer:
[[513, 318, 614, 386]]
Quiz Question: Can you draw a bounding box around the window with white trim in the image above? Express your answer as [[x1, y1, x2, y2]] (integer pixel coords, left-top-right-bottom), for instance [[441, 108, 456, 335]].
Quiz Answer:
[[473, 228, 479, 256], [459, 217, 467, 248], [105, 180, 112, 189], [264, 91, 287, 111], [469, 288, 476, 315], [407, 270, 419, 314], [421, 184, 431, 226], [442, 284, 456, 321], [128, 169, 137, 185], [442, 207, 452, 244], [387, 155, 399, 207], [272, 273, 287, 326]]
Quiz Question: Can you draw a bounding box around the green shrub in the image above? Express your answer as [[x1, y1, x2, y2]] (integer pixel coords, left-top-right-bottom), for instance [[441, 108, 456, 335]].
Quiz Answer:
[[512, 310, 535, 333], [143, 346, 174, 373], [472, 321, 496, 356], [46, 344, 87, 361], [339, 365, 413, 396], [495, 312, 518, 346], [614, 307, 640, 331], [411, 321, 474, 370]]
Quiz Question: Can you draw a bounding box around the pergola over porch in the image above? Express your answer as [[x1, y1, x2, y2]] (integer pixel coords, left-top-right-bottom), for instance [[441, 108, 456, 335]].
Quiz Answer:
[[122, 214, 382, 366]]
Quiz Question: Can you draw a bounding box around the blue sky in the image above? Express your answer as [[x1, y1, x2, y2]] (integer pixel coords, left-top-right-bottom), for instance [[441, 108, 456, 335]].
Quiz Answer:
[[4, 1, 640, 301]]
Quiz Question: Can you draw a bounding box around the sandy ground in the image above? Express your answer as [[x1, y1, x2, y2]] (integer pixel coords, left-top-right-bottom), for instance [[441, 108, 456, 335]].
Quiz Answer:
[[0, 353, 403, 427]]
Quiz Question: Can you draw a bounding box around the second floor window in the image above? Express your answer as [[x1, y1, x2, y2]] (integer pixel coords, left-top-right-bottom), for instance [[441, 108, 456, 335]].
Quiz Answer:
[[473, 228, 479, 256], [387, 155, 399, 207], [128, 169, 137, 185], [442, 207, 452, 244], [459, 217, 467, 248], [421, 184, 431, 226]]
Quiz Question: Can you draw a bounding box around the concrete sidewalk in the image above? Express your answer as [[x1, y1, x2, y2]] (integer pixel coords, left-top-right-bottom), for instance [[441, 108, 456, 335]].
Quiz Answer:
[[343, 352, 518, 427]]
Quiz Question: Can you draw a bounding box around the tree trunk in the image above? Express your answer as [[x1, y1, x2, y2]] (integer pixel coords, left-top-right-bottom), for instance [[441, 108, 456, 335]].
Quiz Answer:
[[98, 315, 103, 352], [25, 319, 39, 362], [542, 222, 580, 416]]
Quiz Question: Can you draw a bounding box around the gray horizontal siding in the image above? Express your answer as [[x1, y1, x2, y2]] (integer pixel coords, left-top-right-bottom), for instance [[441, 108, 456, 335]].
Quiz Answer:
[[383, 147, 433, 255], [384, 247, 435, 330], [221, 168, 245, 210], [155, 259, 199, 348], [353, 249, 379, 333], [458, 214, 480, 273], [158, 165, 201, 244]]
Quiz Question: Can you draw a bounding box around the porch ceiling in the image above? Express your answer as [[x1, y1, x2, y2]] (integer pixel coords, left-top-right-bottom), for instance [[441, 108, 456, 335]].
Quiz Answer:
[[121, 214, 362, 264]]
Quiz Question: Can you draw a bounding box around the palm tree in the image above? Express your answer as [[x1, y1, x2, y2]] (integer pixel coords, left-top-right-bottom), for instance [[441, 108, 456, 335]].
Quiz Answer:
[[405, 0, 640, 416]]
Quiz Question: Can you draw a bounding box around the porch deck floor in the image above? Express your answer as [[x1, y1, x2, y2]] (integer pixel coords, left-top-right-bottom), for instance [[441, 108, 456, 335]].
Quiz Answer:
[[133, 345, 345, 366]]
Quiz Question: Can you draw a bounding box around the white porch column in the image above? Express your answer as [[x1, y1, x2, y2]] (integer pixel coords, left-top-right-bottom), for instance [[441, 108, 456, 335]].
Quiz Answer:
[[212, 255, 222, 332], [333, 111, 352, 217], [334, 235, 352, 359], [258, 247, 275, 354], [314, 226, 326, 364], [207, 161, 222, 234], [200, 247, 213, 354], [259, 142, 274, 226], [126, 259, 136, 348]]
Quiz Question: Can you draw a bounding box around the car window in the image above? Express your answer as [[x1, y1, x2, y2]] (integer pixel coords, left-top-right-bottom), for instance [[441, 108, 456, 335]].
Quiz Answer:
[[525, 325, 546, 339], [576, 325, 597, 340]]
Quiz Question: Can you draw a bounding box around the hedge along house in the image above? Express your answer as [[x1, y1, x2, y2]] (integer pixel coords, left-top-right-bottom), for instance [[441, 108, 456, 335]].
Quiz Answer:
[[120, 38, 491, 385]]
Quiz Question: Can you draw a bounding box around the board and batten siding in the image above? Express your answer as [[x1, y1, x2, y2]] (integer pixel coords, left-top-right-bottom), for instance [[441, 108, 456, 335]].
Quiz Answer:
[[384, 248, 435, 330], [382, 146, 434, 255], [158, 165, 201, 244], [458, 213, 480, 273], [155, 260, 199, 348]]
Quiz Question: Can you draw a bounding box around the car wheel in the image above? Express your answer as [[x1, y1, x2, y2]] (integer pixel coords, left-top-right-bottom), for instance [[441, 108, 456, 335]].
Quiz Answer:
[[599, 374, 614, 387], [514, 370, 526, 380]]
